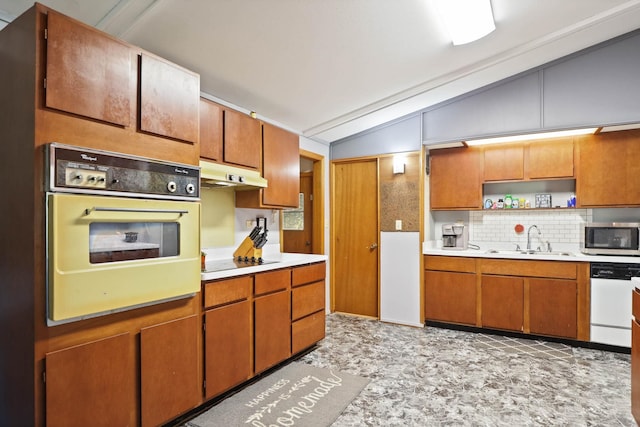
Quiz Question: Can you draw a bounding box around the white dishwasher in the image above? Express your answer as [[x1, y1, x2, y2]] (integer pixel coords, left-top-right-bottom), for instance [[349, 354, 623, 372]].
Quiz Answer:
[[590, 263, 640, 347]]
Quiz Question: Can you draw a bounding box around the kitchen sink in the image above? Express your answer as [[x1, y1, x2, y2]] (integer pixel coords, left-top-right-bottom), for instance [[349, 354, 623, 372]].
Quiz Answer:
[[485, 249, 574, 257]]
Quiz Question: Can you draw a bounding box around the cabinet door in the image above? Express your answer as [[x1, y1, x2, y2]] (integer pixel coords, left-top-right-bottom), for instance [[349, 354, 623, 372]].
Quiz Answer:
[[424, 270, 476, 325], [140, 53, 200, 144], [292, 310, 326, 354], [45, 333, 134, 427], [292, 281, 325, 321], [526, 138, 574, 179], [140, 315, 200, 427], [205, 300, 252, 399], [46, 10, 132, 127], [223, 108, 261, 169], [200, 98, 223, 161], [577, 130, 640, 206], [255, 291, 291, 374], [483, 144, 524, 181], [633, 315, 640, 423], [430, 147, 483, 209], [529, 278, 577, 338], [262, 123, 300, 207], [481, 275, 523, 331]]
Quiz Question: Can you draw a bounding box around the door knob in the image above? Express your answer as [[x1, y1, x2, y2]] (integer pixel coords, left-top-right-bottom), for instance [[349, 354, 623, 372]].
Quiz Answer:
[[368, 243, 378, 250]]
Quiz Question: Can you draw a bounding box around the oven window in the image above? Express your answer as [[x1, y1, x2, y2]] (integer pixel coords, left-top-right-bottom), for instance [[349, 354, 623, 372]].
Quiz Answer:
[[88, 222, 180, 264]]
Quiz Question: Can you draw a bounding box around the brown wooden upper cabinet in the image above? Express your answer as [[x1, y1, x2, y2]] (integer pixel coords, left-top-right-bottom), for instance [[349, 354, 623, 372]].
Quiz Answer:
[[429, 147, 483, 210], [45, 8, 200, 145], [236, 123, 300, 209], [224, 108, 262, 169], [199, 98, 223, 162], [576, 129, 640, 207], [139, 53, 200, 144], [45, 9, 132, 127], [483, 138, 574, 181], [199, 99, 261, 169]]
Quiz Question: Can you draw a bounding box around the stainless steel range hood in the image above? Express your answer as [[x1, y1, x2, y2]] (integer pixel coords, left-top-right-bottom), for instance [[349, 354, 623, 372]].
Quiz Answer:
[[199, 160, 267, 189]]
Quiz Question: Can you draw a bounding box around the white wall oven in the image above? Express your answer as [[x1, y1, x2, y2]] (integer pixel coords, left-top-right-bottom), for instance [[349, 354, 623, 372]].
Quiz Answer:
[[45, 143, 201, 325]]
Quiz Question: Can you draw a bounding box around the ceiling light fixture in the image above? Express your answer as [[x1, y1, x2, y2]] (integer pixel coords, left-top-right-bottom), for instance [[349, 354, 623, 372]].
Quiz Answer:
[[464, 128, 600, 146], [434, 0, 496, 45]]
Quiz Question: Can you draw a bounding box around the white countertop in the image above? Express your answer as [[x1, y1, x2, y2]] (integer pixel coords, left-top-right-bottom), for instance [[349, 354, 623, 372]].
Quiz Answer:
[[423, 242, 640, 264], [200, 252, 328, 281]]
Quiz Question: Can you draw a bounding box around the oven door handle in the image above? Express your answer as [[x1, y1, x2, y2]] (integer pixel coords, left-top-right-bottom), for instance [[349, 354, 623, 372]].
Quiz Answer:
[[84, 207, 189, 216]]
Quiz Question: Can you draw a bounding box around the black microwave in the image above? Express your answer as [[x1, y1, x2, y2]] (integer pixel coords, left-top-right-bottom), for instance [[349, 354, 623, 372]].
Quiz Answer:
[[581, 223, 640, 256]]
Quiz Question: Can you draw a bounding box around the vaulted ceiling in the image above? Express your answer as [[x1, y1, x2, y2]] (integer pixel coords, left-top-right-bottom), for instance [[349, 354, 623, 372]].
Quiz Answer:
[[2, 1, 640, 143]]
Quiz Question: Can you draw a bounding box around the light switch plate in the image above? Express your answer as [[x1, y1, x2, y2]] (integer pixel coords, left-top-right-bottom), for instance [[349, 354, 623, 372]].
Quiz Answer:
[[395, 220, 402, 230]]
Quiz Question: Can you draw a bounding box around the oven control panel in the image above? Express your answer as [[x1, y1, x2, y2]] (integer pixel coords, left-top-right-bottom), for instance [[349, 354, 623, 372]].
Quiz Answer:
[[64, 168, 108, 189], [46, 143, 200, 200]]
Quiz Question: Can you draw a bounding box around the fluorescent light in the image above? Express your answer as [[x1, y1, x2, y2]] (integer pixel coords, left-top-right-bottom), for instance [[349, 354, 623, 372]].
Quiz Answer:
[[464, 128, 599, 146], [434, 0, 495, 45]]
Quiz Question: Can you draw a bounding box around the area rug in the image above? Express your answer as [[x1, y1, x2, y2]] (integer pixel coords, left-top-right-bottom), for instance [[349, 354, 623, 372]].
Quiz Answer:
[[186, 362, 370, 427]]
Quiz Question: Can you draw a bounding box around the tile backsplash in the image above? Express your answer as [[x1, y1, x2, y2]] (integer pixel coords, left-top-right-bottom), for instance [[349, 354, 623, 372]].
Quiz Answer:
[[469, 209, 591, 249]]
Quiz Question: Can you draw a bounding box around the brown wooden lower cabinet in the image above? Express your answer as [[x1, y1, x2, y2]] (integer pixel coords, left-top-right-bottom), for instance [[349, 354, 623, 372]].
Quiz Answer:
[[140, 315, 201, 427], [424, 255, 589, 341], [254, 290, 292, 374], [204, 300, 252, 399], [45, 333, 135, 427], [424, 270, 477, 325], [529, 278, 577, 338], [292, 311, 326, 354], [481, 275, 524, 332], [291, 265, 326, 354]]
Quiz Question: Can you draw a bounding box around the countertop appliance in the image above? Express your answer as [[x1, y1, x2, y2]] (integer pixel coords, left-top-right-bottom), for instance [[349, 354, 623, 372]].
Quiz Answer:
[[582, 223, 640, 256], [590, 262, 640, 347], [45, 143, 201, 324], [442, 223, 468, 250]]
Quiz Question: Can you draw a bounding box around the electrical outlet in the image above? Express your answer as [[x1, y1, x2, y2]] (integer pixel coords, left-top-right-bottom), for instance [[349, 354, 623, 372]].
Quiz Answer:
[[246, 220, 253, 229], [395, 220, 402, 230]]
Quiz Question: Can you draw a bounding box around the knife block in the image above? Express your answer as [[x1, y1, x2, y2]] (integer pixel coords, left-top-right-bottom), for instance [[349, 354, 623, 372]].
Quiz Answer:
[[233, 235, 263, 260]]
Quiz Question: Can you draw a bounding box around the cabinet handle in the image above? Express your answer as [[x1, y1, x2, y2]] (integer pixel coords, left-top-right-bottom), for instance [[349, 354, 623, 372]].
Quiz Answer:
[[367, 243, 378, 250]]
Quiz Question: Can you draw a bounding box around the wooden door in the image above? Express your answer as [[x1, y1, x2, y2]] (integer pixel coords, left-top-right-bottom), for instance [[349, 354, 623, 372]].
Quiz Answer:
[[45, 333, 134, 427], [205, 300, 252, 399], [481, 275, 524, 331], [333, 160, 379, 317], [483, 144, 524, 181], [139, 53, 200, 143], [529, 278, 577, 338], [223, 108, 261, 169], [262, 123, 300, 207], [254, 291, 291, 374], [526, 137, 574, 179], [46, 9, 132, 127], [283, 173, 313, 253], [199, 98, 223, 161], [430, 147, 483, 209], [424, 270, 477, 325], [140, 315, 201, 427]]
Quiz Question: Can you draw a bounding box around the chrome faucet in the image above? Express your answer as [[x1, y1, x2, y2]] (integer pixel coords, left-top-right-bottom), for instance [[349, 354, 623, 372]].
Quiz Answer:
[[527, 225, 541, 251]]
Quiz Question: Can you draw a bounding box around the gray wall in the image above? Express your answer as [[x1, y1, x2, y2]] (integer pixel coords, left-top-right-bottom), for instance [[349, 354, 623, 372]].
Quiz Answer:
[[330, 114, 421, 159], [332, 28, 640, 154]]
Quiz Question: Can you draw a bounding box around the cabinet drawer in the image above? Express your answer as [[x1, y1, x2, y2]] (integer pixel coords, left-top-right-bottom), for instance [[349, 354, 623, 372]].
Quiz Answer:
[[255, 269, 291, 296], [292, 281, 325, 321], [203, 276, 252, 309], [424, 256, 476, 273], [292, 262, 326, 287], [634, 287, 640, 319], [292, 311, 325, 354], [481, 259, 577, 279]]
